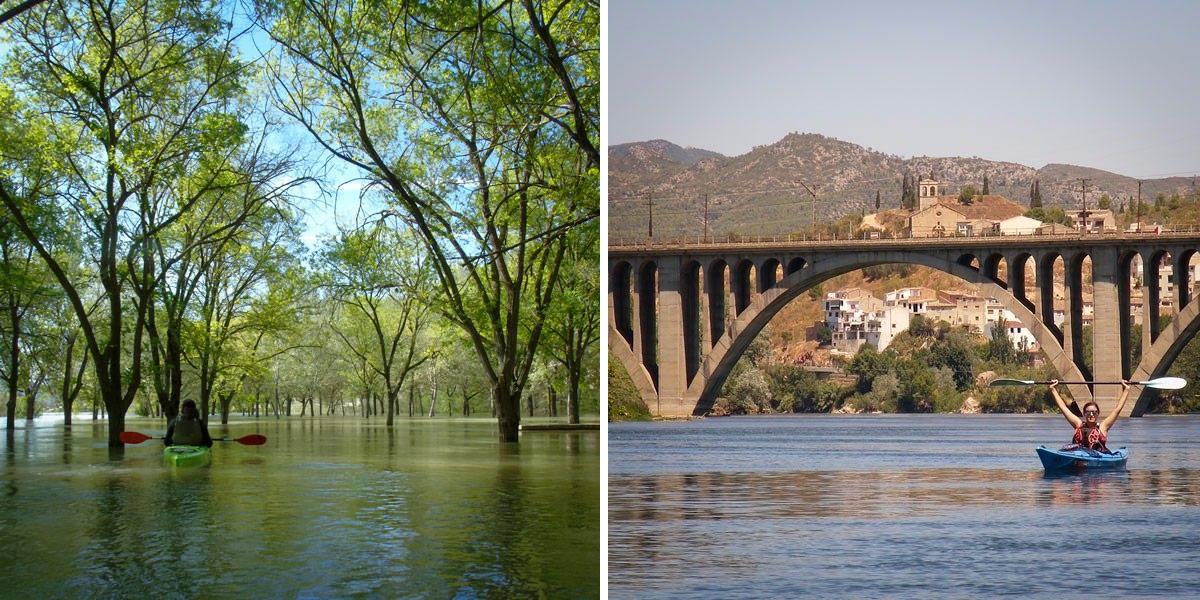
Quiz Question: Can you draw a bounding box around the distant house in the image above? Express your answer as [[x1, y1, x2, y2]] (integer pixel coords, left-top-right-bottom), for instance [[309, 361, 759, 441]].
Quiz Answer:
[[998, 215, 1044, 235], [940, 289, 988, 331], [885, 287, 940, 314], [909, 202, 967, 237], [906, 178, 1028, 237], [996, 320, 1039, 353], [1065, 208, 1116, 233], [824, 289, 909, 353], [1036, 222, 1075, 235]]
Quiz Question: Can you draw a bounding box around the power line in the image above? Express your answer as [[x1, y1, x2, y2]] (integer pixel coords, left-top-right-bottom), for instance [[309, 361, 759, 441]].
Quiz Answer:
[[608, 174, 907, 204]]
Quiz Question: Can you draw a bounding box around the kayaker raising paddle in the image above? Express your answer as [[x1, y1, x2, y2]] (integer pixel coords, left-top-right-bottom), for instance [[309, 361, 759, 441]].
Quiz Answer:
[[165, 399, 213, 448], [1048, 379, 1132, 453]]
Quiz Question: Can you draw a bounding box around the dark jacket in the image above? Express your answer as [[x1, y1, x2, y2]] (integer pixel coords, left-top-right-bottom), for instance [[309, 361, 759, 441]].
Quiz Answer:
[[165, 416, 213, 447]]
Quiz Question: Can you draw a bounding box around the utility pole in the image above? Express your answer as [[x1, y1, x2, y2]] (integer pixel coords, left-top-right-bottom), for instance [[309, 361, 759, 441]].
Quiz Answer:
[[702, 193, 709, 243], [1079, 178, 1091, 233], [796, 181, 818, 231], [648, 192, 654, 238], [1137, 180, 1143, 232]]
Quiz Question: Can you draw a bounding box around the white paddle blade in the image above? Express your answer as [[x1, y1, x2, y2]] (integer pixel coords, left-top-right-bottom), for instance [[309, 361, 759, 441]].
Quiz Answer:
[[987, 379, 1037, 387], [1143, 377, 1187, 390]]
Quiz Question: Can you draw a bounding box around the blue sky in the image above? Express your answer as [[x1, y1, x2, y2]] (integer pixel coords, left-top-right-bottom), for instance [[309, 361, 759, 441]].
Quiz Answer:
[[607, 0, 1200, 179]]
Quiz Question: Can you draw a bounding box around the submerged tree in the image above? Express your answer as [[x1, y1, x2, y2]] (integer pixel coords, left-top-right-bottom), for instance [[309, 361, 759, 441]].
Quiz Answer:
[[321, 222, 436, 427], [264, 0, 599, 442], [0, 0, 266, 446], [541, 219, 600, 423]]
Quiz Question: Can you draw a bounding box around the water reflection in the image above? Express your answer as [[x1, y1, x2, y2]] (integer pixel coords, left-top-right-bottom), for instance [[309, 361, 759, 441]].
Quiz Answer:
[[68, 468, 217, 596], [1, 418, 599, 598], [611, 467, 1200, 524], [610, 416, 1200, 599]]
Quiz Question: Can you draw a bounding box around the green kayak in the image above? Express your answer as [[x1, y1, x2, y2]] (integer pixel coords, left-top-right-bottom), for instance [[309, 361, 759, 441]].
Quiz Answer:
[[164, 445, 212, 467]]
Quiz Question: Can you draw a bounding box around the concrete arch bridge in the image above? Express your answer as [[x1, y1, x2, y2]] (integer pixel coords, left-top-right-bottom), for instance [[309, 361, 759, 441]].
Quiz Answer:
[[609, 233, 1200, 418]]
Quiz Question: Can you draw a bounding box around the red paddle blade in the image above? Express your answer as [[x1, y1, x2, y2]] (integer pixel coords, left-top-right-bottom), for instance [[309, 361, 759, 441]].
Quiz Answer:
[[119, 431, 155, 444], [235, 434, 267, 445]]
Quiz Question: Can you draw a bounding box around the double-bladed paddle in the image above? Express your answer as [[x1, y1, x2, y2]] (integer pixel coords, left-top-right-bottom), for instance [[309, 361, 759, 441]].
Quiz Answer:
[[119, 431, 268, 445], [988, 376, 1187, 390]]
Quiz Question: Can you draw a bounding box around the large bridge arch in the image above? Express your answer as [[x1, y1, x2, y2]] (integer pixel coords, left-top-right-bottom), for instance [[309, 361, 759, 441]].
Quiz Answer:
[[688, 249, 1086, 414], [1131, 297, 1200, 414]]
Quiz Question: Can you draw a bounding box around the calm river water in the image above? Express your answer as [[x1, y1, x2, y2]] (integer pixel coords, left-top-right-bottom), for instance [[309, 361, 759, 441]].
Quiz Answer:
[[2, 415, 599, 599], [609, 414, 1200, 599]]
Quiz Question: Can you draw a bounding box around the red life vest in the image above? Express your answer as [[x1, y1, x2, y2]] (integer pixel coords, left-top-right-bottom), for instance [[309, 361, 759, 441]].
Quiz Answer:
[[1073, 423, 1108, 452]]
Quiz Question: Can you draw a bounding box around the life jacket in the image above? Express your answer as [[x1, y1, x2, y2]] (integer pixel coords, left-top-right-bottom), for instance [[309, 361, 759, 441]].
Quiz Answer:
[[1073, 422, 1108, 452], [172, 417, 205, 446]]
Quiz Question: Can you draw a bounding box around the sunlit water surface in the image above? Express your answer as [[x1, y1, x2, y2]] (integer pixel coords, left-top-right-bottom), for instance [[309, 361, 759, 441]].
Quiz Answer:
[[609, 414, 1200, 599], [3, 415, 599, 598]]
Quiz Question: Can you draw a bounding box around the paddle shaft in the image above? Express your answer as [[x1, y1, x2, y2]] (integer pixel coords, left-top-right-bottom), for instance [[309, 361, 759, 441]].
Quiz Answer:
[[1032, 381, 1139, 385], [120, 431, 266, 445], [989, 376, 1186, 390]]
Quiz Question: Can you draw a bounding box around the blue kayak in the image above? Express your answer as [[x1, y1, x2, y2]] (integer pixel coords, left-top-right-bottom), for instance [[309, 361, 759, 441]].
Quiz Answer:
[[1036, 445, 1128, 472], [164, 445, 212, 467]]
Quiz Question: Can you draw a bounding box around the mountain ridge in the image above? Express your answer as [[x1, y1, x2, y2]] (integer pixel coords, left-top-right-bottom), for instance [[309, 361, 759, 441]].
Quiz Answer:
[[608, 133, 1198, 240]]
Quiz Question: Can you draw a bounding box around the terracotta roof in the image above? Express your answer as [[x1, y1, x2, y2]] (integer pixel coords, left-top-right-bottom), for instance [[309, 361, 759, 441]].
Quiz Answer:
[[940, 289, 982, 300], [930, 194, 1026, 222], [832, 287, 876, 300]]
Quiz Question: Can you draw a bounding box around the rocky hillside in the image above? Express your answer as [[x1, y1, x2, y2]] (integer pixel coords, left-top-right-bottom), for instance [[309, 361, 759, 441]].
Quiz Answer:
[[608, 133, 1198, 241]]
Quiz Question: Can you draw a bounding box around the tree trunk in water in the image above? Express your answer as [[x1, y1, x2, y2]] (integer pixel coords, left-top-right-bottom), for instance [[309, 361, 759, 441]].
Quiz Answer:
[[62, 337, 74, 429], [5, 386, 15, 432], [219, 391, 233, 424], [567, 369, 581, 425], [165, 332, 183, 420], [386, 388, 395, 427], [106, 404, 125, 448], [4, 303, 17, 432], [495, 386, 519, 443]]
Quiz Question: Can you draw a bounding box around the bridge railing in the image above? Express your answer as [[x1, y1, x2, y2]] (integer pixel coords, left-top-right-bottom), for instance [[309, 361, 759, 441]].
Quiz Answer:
[[608, 224, 1200, 249]]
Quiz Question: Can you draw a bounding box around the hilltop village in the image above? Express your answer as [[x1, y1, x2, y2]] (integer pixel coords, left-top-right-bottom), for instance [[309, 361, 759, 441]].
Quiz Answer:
[[818, 177, 1189, 360]]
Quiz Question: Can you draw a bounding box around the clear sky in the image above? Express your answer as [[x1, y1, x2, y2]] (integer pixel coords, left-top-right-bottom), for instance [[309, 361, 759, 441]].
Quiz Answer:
[[607, 0, 1200, 179]]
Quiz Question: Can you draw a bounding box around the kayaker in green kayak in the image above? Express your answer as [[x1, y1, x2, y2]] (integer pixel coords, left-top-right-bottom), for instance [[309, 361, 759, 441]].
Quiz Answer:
[[1048, 379, 1132, 453], [165, 399, 213, 447]]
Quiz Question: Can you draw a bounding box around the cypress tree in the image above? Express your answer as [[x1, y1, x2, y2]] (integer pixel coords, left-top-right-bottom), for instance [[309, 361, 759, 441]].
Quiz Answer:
[[983, 174, 990, 195]]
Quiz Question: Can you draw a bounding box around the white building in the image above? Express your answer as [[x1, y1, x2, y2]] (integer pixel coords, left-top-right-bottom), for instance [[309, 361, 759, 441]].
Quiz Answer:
[[825, 289, 910, 353], [885, 287, 940, 314], [997, 215, 1044, 235], [1065, 208, 1116, 233], [978, 301, 1040, 352], [984, 319, 1039, 353]]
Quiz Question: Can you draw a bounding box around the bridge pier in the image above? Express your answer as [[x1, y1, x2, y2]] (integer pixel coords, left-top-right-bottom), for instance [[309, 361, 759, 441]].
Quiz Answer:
[[655, 259, 689, 414], [1090, 247, 1127, 410]]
